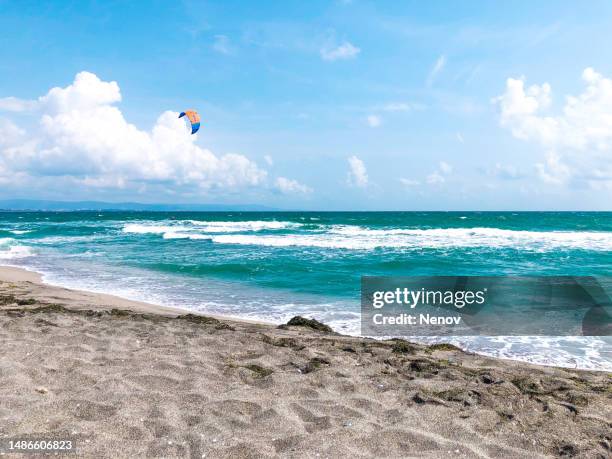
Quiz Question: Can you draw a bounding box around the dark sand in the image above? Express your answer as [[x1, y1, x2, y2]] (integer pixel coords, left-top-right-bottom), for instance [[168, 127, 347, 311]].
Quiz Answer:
[[0, 267, 610, 458]]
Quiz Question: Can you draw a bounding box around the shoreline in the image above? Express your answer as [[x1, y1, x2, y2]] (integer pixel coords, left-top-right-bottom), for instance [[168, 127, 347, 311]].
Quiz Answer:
[[0, 265, 270, 326], [2, 264, 610, 373], [1, 265, 611, 457]]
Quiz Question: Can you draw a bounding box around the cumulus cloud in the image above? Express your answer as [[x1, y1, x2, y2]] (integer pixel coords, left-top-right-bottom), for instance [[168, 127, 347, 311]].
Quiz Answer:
[[0, 119, 25, 146], [275, 177, 312, 194], [535, 152, 571, 184], [320, 42, 360, 61], [0, 71, 277, 196], [0, 97, 39, 112], [347, 155, 368, 188], [366, 115, 381, 127], [494, 68, 612, 185]]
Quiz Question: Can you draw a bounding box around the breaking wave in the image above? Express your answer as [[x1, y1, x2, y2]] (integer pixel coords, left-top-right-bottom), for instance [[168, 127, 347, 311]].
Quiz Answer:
[[210, 227, 612, 251], [0, 238, 35, 259]]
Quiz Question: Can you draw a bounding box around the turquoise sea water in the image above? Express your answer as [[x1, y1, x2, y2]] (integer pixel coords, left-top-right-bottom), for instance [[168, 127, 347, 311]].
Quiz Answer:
[[1, 211, 611, 370]]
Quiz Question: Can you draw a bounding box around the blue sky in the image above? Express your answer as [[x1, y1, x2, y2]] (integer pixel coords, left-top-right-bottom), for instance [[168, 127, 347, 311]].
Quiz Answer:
[[1, 0, 612, 210]]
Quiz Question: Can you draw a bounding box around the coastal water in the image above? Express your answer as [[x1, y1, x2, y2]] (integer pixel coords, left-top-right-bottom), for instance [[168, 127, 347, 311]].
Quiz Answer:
[[1, 211, 610, 370]]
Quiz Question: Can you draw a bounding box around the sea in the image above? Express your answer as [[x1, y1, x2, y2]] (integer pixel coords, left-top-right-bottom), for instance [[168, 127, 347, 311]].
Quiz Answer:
[[1, 211, 610, 371]]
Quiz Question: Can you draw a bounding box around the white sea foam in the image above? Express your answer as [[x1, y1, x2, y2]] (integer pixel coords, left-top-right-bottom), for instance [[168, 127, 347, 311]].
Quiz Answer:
[[412, 336, 612, 372], [123, 220, 300, 238], [10, 230, 31, 235], [209, 226, 612, 251], [162, 231, 212, 240], [116, 222, 612, 250], [210, 234, 364, 248], [122, 224, 178, 234], [38, 235, 105, 244], [122, 220, 302, 243], [0, 238, 35, 259], [302, 312, 611, 370], [187, 220, 301, 232]]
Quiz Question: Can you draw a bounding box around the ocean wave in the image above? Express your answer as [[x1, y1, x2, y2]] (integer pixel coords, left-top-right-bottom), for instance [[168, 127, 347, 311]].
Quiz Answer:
[[162, 231, 212, 240], [37, 235, 108, 244], [10, 229, 31, 235], [0, 238, 35, 259], [122, 224, 178, 234], [0, 237, 13, 245], [211, 227, 612, 250], [187, 220, 301, 232], [210, 234, 368, 249], [123, 220, 300, 237]]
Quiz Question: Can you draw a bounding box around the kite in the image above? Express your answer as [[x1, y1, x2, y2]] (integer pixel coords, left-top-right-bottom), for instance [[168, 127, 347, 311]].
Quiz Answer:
[[179, 110, 201, 134]]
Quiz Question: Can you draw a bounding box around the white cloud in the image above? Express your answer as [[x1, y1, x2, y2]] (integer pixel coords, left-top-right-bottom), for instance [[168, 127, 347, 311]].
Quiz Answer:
[[0, 71, 269, 195], [383, 103, 410, 112], [494, 77, 554, 143], [495, 68, 612, 150], [426, 172, 445, 184], [275, 177, 312, 194], [494, 67, 612, 185], [264, 154, 274, 166], [456, 132, 464, 143], [320, 42, 360, 61], [0, 71, 122, 114], [535, 152, 571, 184], [439, 161, 453, 174], [347, 155, 368, 187], [366, 115, 381, 127], [427, 55, 446, 86], [0, 97, 38, 112], [424, 161, 452, 185], [0, 119, 25, 146], [212, 35, 233, 55], [399, 178, 420, 187], [43, 72, 122, 112], [374, 102, 427, 112], [489, 163, 524, 180]]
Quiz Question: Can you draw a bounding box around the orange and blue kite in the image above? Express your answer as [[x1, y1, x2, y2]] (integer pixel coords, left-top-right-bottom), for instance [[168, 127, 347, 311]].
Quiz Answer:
[[179, 109, 201, 134]]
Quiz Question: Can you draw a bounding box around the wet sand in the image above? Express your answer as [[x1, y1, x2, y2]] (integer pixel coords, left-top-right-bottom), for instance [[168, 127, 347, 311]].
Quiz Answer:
[[0, 266, 610, 458]]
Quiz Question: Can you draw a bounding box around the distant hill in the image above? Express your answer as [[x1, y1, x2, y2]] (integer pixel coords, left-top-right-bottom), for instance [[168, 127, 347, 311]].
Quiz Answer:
[[0, 199, 279, 212]]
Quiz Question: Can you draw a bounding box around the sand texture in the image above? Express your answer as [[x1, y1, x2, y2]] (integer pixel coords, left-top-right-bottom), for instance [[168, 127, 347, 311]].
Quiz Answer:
[[0, 267, 610, 458]]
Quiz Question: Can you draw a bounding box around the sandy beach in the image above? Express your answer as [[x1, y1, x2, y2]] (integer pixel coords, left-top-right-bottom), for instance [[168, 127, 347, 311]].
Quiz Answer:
[[0, 266, 610, 458]]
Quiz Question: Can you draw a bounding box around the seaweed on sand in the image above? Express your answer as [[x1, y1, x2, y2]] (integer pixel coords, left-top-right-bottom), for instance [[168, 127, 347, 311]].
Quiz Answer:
[[278, 316, 333, 333], [243, 364, 274, 378]]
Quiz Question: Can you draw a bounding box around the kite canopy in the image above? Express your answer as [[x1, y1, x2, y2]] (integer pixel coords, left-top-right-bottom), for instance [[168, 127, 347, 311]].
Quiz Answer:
[[178, 110, 201, 134]]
